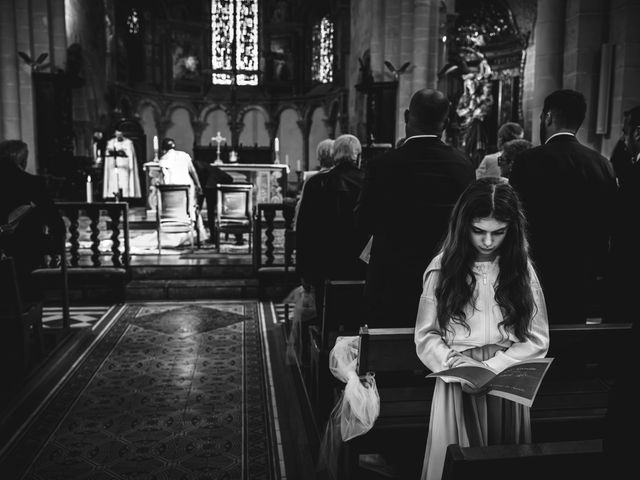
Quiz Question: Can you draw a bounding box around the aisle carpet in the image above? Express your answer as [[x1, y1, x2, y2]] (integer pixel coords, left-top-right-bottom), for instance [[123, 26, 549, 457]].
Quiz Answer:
[[1, 302, 278, 480]]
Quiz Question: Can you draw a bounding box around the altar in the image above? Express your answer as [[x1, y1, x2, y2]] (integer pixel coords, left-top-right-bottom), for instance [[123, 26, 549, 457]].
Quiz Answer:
[[218, 163, 289, 205]]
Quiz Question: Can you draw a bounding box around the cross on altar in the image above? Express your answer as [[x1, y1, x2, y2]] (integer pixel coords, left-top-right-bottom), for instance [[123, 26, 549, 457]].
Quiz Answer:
[[211, 131, 226, 164]]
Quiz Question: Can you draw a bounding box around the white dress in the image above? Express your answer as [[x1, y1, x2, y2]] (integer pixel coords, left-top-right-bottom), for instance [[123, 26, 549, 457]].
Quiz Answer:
[[414, 253, 550, 480], [158, 149, 198, 221]]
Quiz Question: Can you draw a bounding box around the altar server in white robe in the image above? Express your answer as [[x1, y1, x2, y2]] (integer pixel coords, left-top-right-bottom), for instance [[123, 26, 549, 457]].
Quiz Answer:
[[102, 129, 142, 199]]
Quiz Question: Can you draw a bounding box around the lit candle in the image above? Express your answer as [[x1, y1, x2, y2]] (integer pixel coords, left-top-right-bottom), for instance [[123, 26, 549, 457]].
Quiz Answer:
[[274, 137, 279, 153], [285, 153, 289, 165], [153, 135, 158, 152], [296, 159, 302, 172], [86, 175, 93, 203]]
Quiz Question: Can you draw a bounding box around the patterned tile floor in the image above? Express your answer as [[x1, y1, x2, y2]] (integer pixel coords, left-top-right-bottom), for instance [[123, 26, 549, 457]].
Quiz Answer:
[[4, 301, 278, 480], [41, 305, 114, 329]]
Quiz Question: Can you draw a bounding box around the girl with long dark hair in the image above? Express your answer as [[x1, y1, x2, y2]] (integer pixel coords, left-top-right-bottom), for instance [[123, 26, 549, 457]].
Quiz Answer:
[[415, 177, 550, 480]]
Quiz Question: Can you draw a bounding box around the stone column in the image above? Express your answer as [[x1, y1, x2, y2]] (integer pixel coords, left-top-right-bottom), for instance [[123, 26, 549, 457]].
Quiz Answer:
[[531, 0, 566, 145], [563, 0, 608, 149], [369, 0, 385, 81], [411, 0, 431, 93], [396, 0, 414, 141], [0, 0, 20, 141], [15, 0, 37, 171]]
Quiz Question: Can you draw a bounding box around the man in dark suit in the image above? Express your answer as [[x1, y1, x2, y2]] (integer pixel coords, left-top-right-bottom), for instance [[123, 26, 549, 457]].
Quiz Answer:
[[296, 134, 368, 317], [0, 140, 65, 301], [355, 89, 475, 328], [510, 89, 618, 324], [193, 159, 234, 243]]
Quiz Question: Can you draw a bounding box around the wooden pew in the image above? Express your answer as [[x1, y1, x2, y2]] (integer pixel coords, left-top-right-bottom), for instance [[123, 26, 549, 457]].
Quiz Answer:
[[31, 202, 131, 305], [334, 322, 633, 480], [441, 439, 604, 480], [307, 279, 367, 427]]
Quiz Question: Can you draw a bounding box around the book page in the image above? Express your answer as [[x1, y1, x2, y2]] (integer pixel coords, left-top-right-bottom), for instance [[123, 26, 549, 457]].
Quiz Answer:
[[426, 365, 496, 389], [485, 358, 554, 407]]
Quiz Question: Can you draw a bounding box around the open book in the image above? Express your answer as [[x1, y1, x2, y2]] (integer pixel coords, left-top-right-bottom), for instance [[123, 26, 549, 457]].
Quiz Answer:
[[426, 358, 554, 407]]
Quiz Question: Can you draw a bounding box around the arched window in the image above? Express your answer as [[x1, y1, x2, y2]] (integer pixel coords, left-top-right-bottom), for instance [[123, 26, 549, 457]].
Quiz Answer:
[[211, 0, 259, 86], [311, 16, 334, 84]]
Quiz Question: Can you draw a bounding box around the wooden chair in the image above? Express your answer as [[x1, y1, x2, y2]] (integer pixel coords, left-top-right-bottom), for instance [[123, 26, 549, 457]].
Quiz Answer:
[[156, 184, 196, 253], [215, 183, 253, 251]]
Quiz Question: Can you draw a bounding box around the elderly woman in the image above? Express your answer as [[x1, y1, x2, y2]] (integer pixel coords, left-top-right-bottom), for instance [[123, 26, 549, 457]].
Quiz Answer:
[[295, 134, 368, 317]]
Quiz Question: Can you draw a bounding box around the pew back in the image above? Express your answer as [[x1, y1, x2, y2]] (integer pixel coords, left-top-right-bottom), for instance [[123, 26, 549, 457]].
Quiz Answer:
[[320, 279, 366, 351], [441, 439, 604, 480]]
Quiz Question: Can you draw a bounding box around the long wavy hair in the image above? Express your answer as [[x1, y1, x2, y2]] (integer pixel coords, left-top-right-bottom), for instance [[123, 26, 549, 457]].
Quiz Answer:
[[435, 177, 536, 342]]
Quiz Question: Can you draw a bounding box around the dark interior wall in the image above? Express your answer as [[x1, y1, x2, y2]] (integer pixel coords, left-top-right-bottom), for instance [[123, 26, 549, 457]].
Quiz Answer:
[[65, 0, 109, 156]]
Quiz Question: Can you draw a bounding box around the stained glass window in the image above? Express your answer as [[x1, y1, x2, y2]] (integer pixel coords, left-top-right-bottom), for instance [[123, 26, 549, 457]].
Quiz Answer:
[[311, 16, 334, 83], [126, 8, 141, 35], [211, 0, 259, 85]]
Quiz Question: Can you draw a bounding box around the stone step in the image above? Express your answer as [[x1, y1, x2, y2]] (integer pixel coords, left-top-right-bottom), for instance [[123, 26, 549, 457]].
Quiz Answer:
[[130, 264, 254, 280], [126, 278, 259, 300]]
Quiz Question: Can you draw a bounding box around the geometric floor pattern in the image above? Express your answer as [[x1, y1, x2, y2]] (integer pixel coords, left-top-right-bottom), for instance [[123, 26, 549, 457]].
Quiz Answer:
[[41, 305, 113, 329], [1, 301, 278, 480]]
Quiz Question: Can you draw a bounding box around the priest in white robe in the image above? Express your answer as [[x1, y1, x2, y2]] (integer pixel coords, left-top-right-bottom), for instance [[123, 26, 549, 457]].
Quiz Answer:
[[102, 129, 142, 199]]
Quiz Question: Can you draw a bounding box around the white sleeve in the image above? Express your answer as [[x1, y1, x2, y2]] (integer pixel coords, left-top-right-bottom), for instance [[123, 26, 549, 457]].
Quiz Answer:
[[483, 266, 550, 372], [414, 270, 455, 373]]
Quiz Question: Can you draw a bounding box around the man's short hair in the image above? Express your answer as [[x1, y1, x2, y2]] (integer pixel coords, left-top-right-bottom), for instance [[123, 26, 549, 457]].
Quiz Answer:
[[333, 134, 362, 165], [497, 122, 524, 148], [0, 140, 28, 169], [543, 89, 587, 130], [316, 139, 335, 169]]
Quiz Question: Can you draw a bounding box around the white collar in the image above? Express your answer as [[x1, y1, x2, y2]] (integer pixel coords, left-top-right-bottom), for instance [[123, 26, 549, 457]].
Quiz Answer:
[[544, 132, 575, 144], [403, 134, 440, 144]]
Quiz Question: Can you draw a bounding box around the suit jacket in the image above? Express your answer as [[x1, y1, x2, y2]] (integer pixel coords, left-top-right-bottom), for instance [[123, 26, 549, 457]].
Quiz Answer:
[[355, 136, 474, 327], [0, 163, 65, 298], [510, 134, 618, 324], [296, 163, 367, 287]]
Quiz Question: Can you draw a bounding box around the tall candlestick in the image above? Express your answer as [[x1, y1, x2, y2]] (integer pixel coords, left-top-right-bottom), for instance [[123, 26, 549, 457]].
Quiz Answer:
[[86, 175, 93, 203], [296, 159, 302, 172], [274, 137, 279, 152], [153, 135, 158, 152]]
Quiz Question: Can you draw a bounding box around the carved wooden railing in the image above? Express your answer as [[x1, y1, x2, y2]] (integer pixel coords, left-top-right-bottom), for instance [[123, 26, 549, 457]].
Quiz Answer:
[[253, 202, 296, 271], [52, 202, 131, 270]]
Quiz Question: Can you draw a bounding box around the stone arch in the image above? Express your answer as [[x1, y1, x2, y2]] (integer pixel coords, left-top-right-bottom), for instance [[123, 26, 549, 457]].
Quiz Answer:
[[238, 106, 270, 147], [200, 107, 232, 147], [307, 105, 330, 170], [164, 106, 195, 157], [277, 107, 304, 175]]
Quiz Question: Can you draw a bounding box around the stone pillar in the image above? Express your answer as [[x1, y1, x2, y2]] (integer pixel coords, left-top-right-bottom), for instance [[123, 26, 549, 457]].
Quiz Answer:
[[397, 0, 414, 141], [49, 0, 67, 74], [411, 0, 431, 93], [370, 0, 385, 81], [563, 0, 608, 149], [383, 0, 401, 82], [531, 0, 566, 145], [0, 0, 20, 142], [15, 0, 37, 172]]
